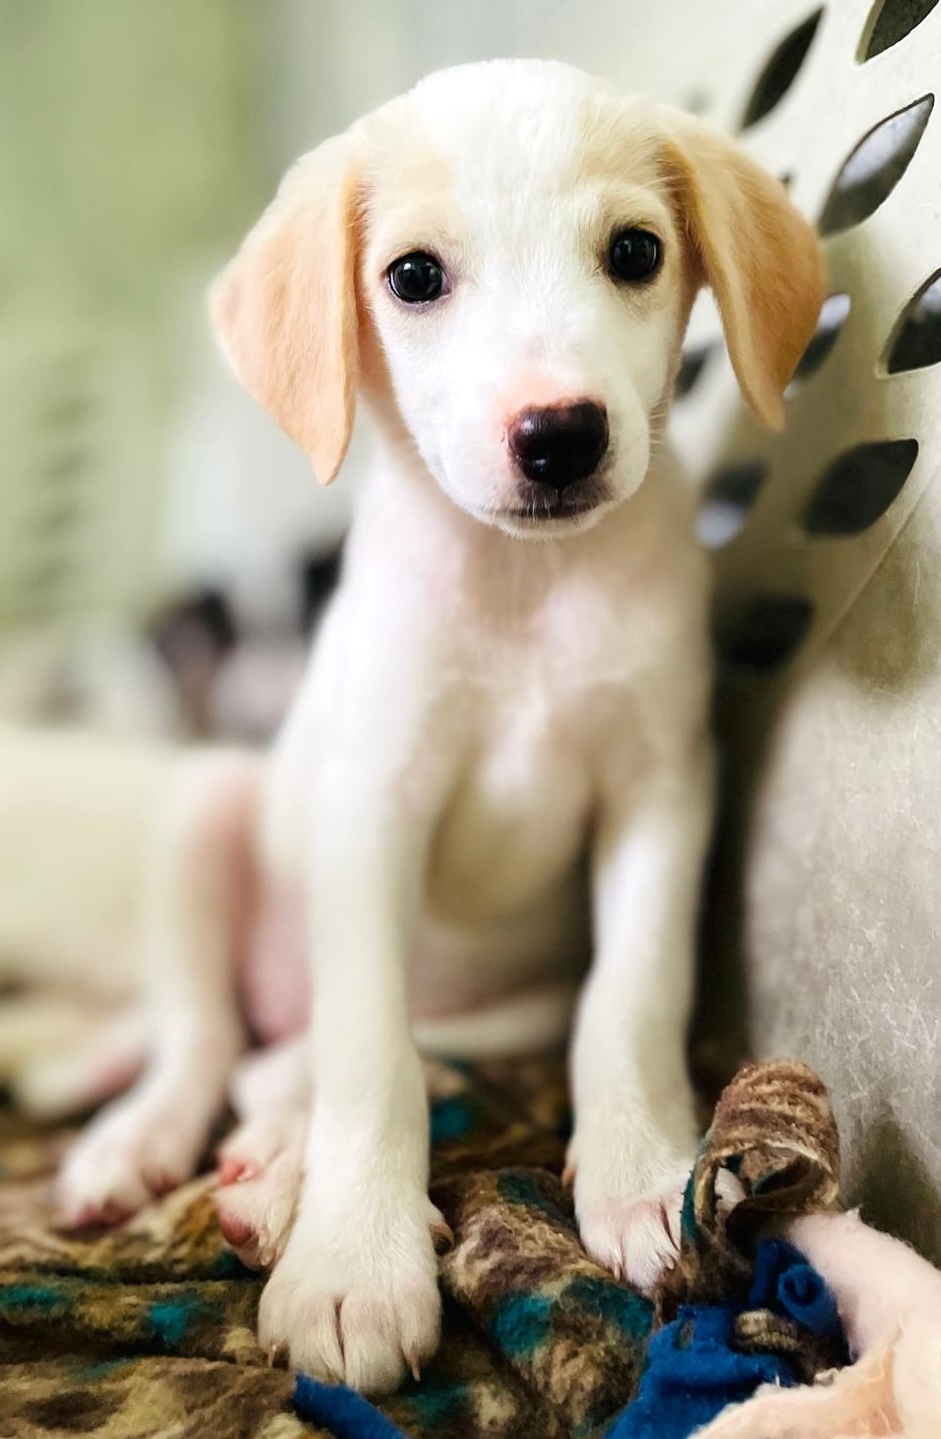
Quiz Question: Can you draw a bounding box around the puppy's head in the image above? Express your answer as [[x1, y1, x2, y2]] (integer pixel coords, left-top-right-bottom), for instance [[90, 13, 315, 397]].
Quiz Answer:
[[213, 60, 825, 538]]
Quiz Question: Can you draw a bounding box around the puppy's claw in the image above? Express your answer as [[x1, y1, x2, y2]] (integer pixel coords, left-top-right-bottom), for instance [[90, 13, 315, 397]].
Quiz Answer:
[[217, 1157, 246, 1186], [149, 1169, 178, 1197], [71, 1198, 131, 1229], [217, 1155, 261, 1187], [267, 1341, 288, 1369], [431, 1218, 454, 1255]]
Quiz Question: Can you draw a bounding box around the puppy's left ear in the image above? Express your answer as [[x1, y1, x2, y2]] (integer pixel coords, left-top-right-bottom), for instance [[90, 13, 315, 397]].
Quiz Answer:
[[210, 131, 361, 485], [662, 111, 826, 430]]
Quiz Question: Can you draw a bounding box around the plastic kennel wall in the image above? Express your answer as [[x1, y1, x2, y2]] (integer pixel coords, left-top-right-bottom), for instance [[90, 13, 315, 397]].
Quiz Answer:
[[646, 0, 941, 1261]]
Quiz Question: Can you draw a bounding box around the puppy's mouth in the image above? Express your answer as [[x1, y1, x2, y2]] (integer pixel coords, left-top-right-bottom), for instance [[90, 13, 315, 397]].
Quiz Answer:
[[491, 478, 613, 535]]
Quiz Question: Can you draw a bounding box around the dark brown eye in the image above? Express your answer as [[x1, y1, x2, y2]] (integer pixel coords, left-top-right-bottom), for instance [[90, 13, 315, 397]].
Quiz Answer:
[[608, 229, 662, 282], [388, 251, 446, 304]]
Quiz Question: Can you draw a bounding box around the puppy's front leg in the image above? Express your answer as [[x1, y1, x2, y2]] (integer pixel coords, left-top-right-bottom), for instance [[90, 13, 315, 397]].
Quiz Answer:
[[569, 740, 714, 1292], [258, 770, 444, 1394]]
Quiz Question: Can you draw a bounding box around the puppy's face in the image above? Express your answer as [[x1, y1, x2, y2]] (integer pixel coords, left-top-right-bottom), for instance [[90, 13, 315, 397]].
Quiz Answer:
[[213, 61, 826, 538], [361, 66, 690, 536]]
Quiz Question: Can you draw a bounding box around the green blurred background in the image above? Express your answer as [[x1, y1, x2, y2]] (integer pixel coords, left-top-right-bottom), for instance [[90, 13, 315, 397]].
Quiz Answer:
[[0, 2, 258, 629]]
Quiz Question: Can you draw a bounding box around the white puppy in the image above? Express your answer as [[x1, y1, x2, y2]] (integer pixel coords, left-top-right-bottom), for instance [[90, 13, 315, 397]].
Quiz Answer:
[[52, 59, 823, 1393]]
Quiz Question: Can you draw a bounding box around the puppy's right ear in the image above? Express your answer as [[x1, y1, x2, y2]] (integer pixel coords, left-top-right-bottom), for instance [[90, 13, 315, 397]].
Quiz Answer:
[[210, 133, 361, 486]]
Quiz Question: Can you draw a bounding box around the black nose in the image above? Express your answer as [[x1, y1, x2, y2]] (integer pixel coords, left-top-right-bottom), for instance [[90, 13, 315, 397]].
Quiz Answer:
[[508, 401, 609, 488]]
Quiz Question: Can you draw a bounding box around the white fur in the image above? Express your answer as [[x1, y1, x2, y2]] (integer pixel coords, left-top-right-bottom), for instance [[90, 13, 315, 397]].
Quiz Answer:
[[8, 59, 824, 1396], [238, 61, 715, 1389]]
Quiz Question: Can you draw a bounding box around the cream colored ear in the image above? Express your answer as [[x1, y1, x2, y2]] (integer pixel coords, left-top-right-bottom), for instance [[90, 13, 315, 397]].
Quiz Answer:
[[210, 132, 360, 485], [662, 111, 827, 430]]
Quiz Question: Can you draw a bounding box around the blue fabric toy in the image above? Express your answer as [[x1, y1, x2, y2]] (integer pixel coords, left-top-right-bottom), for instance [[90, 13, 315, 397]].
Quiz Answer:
[[293, 1373, 410, 1439], [607, 1238, 846, 1439], [292, 1239, 844, 1439]]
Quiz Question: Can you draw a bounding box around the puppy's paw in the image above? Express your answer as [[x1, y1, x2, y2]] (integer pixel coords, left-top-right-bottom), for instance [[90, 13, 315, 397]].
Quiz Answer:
[[215, 1109, 306, 1269], [576, 1185, 687, 1292], [569, 1129, 694, 1293], [57, 1089, 213, 1225], [259, 1189, 443, 1394]]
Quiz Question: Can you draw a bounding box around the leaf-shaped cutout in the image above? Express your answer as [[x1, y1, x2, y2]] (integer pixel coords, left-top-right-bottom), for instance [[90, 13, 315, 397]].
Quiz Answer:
[[718, 596, 813, 672], [675, 342, 720, 400], [885, 271, 941, 373], [787, 293, 851, 393], [301, 543, 344, 628], [819, 97, 934, 236], [741, 11, 822, 129], [697, 460, 769, 548], [802, 438, 918, 535], [862, 0, 940, 59]]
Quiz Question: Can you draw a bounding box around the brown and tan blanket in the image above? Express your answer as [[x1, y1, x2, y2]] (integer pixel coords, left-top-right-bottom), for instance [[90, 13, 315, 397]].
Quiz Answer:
[[0, 1058, 842, 1439]]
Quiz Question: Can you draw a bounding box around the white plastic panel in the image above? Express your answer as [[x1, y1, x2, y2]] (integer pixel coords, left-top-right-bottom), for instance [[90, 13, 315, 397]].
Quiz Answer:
[[662, 0, 941, 679]]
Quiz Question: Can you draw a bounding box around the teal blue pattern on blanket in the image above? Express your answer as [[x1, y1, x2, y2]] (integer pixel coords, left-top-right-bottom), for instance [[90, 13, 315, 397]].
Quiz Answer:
[[497, 1168, 571, 1219], [147, 1295, 198, 1347], [396, 1376, 465, 1427], [429, 1094, 476, 1143], [71, 1358, 132, 1381], [2, 1282, 67, 1315], [210, 1246, 252, 1279], [565, 1275, 652, 1337], [491, 1291, 555, 1356]]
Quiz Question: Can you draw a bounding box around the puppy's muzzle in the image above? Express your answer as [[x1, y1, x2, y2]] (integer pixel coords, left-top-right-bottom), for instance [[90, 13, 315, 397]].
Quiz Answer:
[[508, 401, 609, 490]]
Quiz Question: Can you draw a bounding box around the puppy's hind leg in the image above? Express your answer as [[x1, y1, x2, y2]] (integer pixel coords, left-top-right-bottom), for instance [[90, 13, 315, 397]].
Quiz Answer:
[[215, 1105, 307, 1271], [214, 1037, 311, 1270], [11, 1003, 147, 1120], [228, 1033, 311, 1121], [57, 750, 260, 1224]]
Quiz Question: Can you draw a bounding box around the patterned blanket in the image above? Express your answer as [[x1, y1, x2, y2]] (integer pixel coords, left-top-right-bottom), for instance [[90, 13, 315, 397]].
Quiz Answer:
[[0, 1057, 841, 1439]]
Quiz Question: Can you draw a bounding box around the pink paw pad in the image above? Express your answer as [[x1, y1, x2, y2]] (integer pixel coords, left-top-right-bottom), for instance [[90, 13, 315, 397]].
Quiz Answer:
[[69, 1198, 132, 1229], [216, 1203, 255, 1251], [217, 1156, 257, 1187]]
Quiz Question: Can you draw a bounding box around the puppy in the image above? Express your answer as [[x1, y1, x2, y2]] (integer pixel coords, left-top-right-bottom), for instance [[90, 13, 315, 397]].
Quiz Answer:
[[55, 59, 824, 1393]]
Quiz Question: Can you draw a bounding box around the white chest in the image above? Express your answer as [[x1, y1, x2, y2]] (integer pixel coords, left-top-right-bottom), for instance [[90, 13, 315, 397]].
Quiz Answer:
[[427, 676, 599, 922]]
